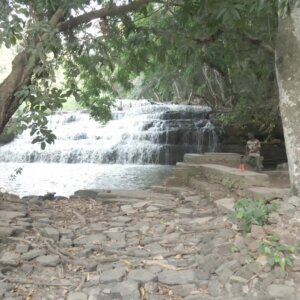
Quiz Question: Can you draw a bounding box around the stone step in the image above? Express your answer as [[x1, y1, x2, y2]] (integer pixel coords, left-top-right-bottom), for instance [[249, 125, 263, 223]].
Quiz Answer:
[[263, 171, 290, 188], [151, 185, 189, 196], [184, 153, 241, 168], [243, 187, 291, 201], [189, 177, 228, 200], [163, 176, 186, 187], [175, 163, 270, 188]]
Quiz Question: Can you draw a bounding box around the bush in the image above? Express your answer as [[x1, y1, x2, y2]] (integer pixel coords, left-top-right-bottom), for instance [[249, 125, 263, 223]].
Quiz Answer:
[[229, 198, 278, 233]]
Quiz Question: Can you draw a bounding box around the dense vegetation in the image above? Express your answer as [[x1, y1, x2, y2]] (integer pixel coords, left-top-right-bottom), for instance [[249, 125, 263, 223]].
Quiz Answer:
[[0, 1, 282, 137]]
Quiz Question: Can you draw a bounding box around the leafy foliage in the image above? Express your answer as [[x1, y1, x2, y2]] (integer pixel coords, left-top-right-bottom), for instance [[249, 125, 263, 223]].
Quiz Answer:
[[259, 234, 295, 270], [229, 198, 278, 233], [0, 0, 284, 145]]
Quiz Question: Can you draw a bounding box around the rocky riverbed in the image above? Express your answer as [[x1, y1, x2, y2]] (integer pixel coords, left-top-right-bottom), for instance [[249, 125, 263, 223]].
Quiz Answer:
[[0, 186, 300, 300]]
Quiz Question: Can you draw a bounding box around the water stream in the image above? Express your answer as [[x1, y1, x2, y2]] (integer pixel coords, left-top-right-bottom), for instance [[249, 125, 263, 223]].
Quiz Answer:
[[0, 100, 217, 196]]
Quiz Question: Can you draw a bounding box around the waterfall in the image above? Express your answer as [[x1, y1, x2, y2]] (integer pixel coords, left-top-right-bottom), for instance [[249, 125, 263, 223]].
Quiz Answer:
[[0, 100, 217, 164]]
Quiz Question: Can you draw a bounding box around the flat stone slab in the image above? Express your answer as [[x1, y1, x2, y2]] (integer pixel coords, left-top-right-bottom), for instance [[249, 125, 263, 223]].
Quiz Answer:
[[215, 198, 235, 212], [184, 153, 241, 168], [36, 255, 60, 267], [175, 163, 270, 188], [158, 270, 196, 285], [245, 187, 291, 200], [75, 189, 174, 201], [0, 226, 15, 239], [0, 211, 26, 220]]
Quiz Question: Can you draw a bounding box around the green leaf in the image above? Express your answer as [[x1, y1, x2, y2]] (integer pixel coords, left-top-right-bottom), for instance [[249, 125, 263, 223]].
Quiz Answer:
[[279, 257, 286, 270]]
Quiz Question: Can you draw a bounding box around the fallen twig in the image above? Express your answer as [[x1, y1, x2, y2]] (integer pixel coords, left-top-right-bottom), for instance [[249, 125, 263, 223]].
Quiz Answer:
[[142, 260, 189, 271], [75, 273, 86, 291], [44, 239, 71, 263], [8, 237, 39, 248]]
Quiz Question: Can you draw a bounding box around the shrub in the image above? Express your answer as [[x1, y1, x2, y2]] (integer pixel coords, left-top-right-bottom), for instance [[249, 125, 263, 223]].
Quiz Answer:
[[229, 198, 278, 233]]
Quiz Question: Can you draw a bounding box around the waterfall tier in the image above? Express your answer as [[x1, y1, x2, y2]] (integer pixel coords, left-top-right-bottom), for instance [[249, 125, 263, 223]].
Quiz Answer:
[[0, 100, 217, 164]]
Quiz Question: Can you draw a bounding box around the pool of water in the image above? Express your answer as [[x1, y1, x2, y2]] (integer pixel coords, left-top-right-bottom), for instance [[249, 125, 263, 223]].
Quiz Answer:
[[0, 163, 174, 197]]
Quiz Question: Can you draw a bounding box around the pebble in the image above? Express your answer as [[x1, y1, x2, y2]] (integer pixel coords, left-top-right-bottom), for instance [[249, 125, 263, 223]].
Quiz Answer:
[[35, 255, 60, 267], [0, 252, 19, 266], [21, 249, 46, 261]]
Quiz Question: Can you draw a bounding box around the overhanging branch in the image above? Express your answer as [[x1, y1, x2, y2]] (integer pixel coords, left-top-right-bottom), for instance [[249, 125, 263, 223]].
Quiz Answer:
[[58, 0, 151, 32]]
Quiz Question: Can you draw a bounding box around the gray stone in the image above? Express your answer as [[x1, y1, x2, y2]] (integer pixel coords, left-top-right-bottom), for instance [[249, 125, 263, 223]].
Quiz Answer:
[[73, 234, 106, 246], [267, 284, 295, 299], [0, 282, 10, 297], [288, 196, 300, 207], [111, 216, 132, 223], [0, 226, 15, 239], [127, 269, 156, 282], [105, 232, 125, 242], [196, 270, 210, 280], [16, 221, 32, 229], [277, 202, 295, 215], [110, 280, 140, 300], [74, 190, 98, 198], [230, 282, 244, 295], [146, 205, 160, 212], [59, 238, 73, 247], [217, 267, 233, 284], [67, 292, 88, 300], [176, 207, 193, 215], [0, 252, 19, 266], [208, 279, 223, 297], [189, 217, 213, 225], [171, 284, 198, 297], [21, 249, 46, 261], [0, 211, 26, 219], [121, 205, 137, 214], [273, 266, 286, 279], [88, 287, 102, 297], [99, 268, 127, 283], [251, 225, 265, 240], [158, 270, 196, 285], [215, 197, 235, 212], [132, 201, 148, 209], [145, 242, 167, 255], [292, 258, 300, 271], [41, 227, 60, 241], [15, 244, 29, 254], [36, 255, 60, 267], [216, 260, 241, 274], [36, 218, 51, 224], [59, 229, 75, 239]]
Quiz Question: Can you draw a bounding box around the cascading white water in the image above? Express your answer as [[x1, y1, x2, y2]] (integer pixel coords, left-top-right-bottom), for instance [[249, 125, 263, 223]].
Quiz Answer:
[[0, 100, 217, 164]]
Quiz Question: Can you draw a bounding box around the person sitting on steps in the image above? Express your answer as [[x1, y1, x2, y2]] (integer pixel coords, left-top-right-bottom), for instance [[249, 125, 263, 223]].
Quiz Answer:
[[244, 132, 263, 172]]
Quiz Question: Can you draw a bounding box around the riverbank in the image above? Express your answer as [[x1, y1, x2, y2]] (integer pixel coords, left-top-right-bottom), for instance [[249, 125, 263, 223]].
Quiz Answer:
[[0, 182, 300, 299]]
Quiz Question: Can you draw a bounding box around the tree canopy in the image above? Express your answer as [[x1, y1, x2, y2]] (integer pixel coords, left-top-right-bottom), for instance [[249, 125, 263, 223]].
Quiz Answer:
[[0, 0, 284, 141]]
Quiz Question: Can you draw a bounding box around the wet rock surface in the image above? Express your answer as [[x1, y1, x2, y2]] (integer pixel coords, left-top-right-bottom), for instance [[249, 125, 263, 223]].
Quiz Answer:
[[0, 188, 299, 299]]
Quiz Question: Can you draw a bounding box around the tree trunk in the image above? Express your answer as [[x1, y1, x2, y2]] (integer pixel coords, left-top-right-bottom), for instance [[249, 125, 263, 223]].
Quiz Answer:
[[0, 52, 31, 133], [275, 3, 300, 195], [0, 8, 64, 134]]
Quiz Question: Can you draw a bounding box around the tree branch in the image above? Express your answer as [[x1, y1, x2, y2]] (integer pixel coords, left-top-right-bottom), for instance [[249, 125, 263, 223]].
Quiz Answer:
[[58, 0, 151, 32], [191, 29, 223, 45], [241, 31, 275, 55]]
